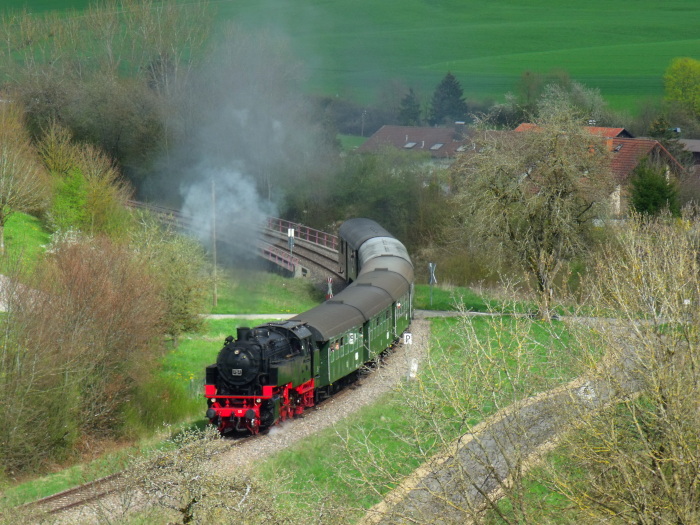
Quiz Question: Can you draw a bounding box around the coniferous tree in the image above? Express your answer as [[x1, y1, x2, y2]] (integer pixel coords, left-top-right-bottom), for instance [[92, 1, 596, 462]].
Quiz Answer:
[[630, 159, 680, 217], [398, 88, 421, 126], [428, 72, 468, 126], [648, 116, 693, 168]]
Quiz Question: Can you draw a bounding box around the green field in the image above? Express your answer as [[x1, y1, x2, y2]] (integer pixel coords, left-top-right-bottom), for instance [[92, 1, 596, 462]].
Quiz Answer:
[[9, 0, 699, 112]]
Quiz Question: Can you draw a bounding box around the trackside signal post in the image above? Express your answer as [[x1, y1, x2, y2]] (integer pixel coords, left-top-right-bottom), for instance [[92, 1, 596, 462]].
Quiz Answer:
[[288, 228, 295, 258], [429, 262, 437, 306]]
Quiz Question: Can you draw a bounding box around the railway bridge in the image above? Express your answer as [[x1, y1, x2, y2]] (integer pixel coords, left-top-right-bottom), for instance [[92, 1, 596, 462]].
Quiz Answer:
[[127, 201, 344, 286]]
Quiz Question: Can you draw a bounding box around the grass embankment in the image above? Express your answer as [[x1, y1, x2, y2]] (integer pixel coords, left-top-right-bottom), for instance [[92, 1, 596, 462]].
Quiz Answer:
[[0, 213, 51, 272], [415, 283, 537, 313], [209, 267, 325, 315], [255, 314, 587, 521]]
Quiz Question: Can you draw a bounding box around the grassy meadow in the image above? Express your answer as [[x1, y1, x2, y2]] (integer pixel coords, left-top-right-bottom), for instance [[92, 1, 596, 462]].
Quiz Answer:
[[1, 213, 51, 271], [9, 0, 700, 113], [255, 315, 586, 520]]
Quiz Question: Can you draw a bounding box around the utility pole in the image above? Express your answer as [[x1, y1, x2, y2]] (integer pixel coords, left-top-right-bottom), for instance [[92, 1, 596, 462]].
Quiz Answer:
[[211, 180, 218, 308]]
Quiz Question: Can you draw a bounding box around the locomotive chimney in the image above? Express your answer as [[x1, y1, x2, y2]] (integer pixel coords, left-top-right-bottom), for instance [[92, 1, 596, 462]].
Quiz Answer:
[[237, 327, 251, 341]]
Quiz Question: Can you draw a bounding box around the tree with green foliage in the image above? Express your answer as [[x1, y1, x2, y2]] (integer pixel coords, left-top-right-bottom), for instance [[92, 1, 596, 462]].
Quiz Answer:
[[428, 72, 468, 126], [630, 159, 680, 217], [451, 100, 613, 319], [329, 148, 452, 253], [39, 122, 134, 236], [129, 216, 211, 346], [664, 57, 700, 117], [50, 168, 89, 232], [398, 88, 421, 126], [0, 102, 50, 253]]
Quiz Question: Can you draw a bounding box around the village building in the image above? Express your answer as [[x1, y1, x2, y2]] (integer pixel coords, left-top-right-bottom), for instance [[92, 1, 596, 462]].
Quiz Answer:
[[358, 123, 687, 216]]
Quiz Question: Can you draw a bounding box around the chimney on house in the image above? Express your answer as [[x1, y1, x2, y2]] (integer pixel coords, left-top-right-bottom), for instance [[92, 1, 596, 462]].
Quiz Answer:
[[454, 121, 466, 140]]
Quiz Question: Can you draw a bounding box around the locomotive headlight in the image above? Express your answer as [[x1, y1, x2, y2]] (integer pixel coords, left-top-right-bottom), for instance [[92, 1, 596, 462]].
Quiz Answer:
[[256, 398, 261, 404]]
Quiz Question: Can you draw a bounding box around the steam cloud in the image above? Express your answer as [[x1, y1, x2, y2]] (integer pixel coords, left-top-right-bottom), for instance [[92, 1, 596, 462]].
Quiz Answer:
[[179, 166, 277, 260], [142, 27, 333, 265]]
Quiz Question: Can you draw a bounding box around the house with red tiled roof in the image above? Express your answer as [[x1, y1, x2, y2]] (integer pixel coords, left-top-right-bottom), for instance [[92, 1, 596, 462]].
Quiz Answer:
[[359, 122, 685, 216], [514, 123, 685, 215], [513, 123, 634, 138]]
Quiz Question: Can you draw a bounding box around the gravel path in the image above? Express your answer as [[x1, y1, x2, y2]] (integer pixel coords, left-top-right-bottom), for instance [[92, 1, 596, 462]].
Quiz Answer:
[[217, 319, 429, 473]]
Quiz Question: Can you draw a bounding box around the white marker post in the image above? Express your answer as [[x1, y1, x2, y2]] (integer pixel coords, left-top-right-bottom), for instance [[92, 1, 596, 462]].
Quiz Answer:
[[428, 262, 437, 306], [287, 228, 295, 258]]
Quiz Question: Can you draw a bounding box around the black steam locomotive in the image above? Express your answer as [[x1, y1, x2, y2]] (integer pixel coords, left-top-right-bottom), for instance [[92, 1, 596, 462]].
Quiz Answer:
[[204, 218, 414, 434]]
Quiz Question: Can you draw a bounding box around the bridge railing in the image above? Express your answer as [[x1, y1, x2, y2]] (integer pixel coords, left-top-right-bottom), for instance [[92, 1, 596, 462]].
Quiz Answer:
[[266, 217, 338, 251], [258, 242, 306, 277], [126, 200, 193, 230]]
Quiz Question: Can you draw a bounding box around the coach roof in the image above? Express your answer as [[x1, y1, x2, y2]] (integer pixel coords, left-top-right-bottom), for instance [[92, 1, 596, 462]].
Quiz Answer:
[[339, 218, 394, 251]]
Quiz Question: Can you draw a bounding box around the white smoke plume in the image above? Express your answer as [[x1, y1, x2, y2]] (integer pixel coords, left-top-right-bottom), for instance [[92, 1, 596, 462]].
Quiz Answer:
[[141, 26, 335, 263], [180, 165, 277, 257]]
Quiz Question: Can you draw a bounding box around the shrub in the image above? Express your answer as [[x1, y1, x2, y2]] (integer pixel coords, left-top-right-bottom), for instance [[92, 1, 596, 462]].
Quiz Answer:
[[0, 237, 166, 475], [39, 122, 134, 237], [129, 214, 212, 345]]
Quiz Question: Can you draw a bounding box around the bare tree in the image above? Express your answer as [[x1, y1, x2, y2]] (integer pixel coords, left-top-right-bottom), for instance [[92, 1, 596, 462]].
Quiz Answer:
[[0, 235, 166, 475], [450, 101, 613, 319], [0, 101, 50, 253], [125, 426, 310, 524], [532, 212, 700, 524], [331, 291, 595, 524]]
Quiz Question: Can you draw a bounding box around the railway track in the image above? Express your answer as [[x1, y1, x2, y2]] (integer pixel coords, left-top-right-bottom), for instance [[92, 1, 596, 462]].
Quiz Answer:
[[260, 230, 344, 284], [17, 472, 125, 518], [16, 364, 380, 518]]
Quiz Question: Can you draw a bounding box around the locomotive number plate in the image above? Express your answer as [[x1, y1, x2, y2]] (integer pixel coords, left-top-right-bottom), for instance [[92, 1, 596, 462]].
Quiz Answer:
[[232, 369, 242, 376]]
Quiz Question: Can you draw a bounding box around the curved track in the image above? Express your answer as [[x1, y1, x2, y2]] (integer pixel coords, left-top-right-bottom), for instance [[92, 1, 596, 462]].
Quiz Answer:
[[16, 205, 361, 516], [19, 359, 384, 517], [19, 473, 124, 517], [126, 201, 345, 283]]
